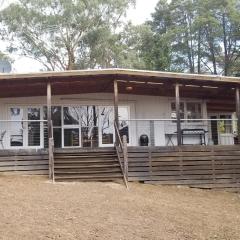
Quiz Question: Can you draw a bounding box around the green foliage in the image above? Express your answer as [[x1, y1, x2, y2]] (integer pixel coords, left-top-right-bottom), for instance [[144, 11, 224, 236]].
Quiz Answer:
[[145, 0, 240, 75], [0, 0, 135, 70], [1, 0, 240, 75]]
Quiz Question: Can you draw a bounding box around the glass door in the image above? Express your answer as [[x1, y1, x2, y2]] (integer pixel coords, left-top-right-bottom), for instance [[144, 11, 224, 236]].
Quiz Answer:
[[119, 106, 130, 144], [99, 106, 114, 147], [63, 106, 80, 148], [9, 106, 43, 148], [27, 107, 42, 147], [80, 106, 99, 148], [9, 107, 25, 147]]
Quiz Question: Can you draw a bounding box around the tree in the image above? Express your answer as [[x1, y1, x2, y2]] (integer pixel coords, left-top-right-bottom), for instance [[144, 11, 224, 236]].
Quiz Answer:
[[145, 0, 240, 75], [0, 0, 135, 71]]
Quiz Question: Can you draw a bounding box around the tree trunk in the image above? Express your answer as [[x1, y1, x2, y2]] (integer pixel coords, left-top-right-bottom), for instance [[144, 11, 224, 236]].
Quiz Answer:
[[222, 13, 229, 76], [197, 28, 201, 74]]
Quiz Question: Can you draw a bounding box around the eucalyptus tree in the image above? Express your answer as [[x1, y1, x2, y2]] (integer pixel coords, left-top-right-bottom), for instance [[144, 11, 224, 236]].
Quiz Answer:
[[0, 0, 135, 71]]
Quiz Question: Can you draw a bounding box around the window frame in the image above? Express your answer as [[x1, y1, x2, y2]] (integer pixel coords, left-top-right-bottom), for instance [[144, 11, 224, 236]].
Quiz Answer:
[[170, 101, 203, 123]]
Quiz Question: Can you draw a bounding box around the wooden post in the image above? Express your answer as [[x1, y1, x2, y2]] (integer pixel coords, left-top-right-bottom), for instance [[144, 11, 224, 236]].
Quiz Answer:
[[114, 80, 119, 145], [175, 83, 182, 146], [236, 87, 240, 144], [123, 135, 128, 182], [47, 82, 52, 139], [47, 82, 52, 179]]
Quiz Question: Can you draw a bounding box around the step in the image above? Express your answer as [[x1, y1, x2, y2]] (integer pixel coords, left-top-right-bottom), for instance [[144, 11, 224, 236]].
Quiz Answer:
[[55, 169, 121, 174], [55, 163, 120, 168], [55, 173, 122, 180], [54, 157, 117, 161], [54, 158, 118, 163], [54, 154, 117, 158]]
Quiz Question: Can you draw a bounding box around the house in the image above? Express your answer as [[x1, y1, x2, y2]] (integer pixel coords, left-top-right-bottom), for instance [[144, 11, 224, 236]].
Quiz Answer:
[[0, 69, 239, 189]]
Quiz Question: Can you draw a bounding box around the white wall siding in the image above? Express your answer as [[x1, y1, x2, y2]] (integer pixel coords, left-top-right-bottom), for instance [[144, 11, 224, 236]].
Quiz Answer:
[[0, 93, 207, 149]]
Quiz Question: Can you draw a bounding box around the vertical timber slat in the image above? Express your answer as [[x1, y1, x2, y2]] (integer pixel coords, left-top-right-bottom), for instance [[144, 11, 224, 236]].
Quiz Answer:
[[236, 87, 240, 144], [123, 135, 128, 182], [175, 83, 182, 146]]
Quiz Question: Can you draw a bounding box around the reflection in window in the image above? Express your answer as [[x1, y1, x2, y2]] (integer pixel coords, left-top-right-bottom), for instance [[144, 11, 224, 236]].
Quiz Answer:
[[219, 115, 232, 134], [80, 106, 98, 148], [100, 107, 114, 145], [53, 128, 62, 148], [43, 106, 62, 148], [119, 107, 129, 143], [80, 106, 98, 127], [10, 108, 23, 147], [81, 127, 98, 148], [64, 129, 79, 147], [186, 103, 202, 122], [43, 106, 62, 126], [63, 107, 80, 125], [28, 108, 40, 146], [171, 102, 184, 121]]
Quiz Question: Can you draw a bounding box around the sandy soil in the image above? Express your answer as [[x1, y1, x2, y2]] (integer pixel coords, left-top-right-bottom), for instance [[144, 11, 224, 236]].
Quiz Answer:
[[0, 175, 239, 240]]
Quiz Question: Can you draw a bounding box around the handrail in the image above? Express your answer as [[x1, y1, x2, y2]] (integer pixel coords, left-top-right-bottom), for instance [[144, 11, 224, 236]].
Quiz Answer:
[[123, 118, 237, 121], [114, 121, 129, 189], [114, 121, 124, 150]]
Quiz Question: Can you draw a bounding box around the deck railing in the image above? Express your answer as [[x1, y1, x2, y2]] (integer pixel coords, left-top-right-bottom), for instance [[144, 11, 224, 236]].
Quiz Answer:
[[114, 121, 129, 189], [120, 118, 238, 147]]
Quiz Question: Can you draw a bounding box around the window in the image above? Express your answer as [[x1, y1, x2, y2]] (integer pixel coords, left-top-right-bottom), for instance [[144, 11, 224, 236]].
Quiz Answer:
[[171, 102, 202, 122], [28, 108, 41, 146], [64, 129, 80, 147], [219, 115, 232, 134], [186, 103, 202, 122], [43, 106, 62, 148], [10, 107, 24, 147], [119, 106, 130, 143], [171, 102, 184, 121], [100, 106, 114, 145], [80, 106, 99, 148], [63, 107, 80, 125]]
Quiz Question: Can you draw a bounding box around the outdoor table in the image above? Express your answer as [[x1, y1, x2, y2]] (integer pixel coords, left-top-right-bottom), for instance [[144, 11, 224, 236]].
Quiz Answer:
[[180, 128, 208, 145]]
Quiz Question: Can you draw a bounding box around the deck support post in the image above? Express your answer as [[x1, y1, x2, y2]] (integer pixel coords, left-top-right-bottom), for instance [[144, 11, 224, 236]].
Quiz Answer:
[[47, 82, 52, 139], [47, 82, 53, 179], [114, 80, 119, 145], [236, 87, 240, 144], [175, 83, 182, 146]]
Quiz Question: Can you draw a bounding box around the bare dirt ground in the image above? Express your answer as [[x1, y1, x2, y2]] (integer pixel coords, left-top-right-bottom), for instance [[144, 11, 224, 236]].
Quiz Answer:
[[0, 175, 239, 240]]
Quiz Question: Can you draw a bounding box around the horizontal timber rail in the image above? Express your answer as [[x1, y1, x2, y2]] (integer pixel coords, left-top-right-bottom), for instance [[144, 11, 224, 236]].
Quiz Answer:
[[127, 145, 240, 190], [0, 149, 48, 174]]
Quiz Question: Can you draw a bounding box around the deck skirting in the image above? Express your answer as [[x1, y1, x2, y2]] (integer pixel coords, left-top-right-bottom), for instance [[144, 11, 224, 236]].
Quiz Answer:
[[0, 146, 240, 190], [127, 145, 240, 190], [0, 149, 48, 175]]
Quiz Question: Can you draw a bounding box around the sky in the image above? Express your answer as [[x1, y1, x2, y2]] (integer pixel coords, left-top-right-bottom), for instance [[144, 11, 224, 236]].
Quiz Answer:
[[0, 0, 159, 73]]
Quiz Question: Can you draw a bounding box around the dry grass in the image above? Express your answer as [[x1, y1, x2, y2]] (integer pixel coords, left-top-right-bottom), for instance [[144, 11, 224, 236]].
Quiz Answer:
[[0, 175, 239, 240]]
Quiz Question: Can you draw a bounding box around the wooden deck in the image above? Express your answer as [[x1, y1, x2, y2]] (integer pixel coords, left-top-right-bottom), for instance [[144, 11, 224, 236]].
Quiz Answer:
[[0, 146, 239, 190], [0, 149, 48, 175], [127, 145, 240, 190]]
